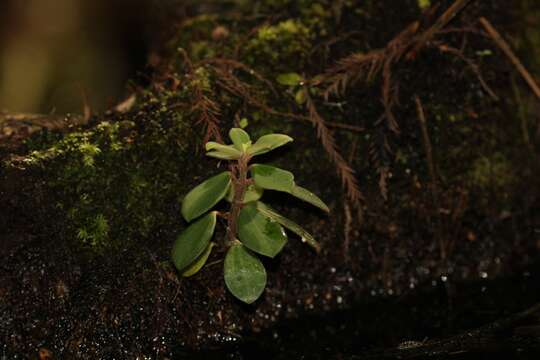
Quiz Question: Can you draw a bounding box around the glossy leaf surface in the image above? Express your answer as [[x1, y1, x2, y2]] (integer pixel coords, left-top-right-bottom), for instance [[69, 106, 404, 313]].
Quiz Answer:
[[238, 204, 287, 258], [172, 212, 217, 271], [182, 242, 216, 277], [247, 134, 293, 157], [290, 185, 330, 212], [224, 244, 267, 304], [251, 164, 295, 192], [181, 171, 231, 222], [256, 202, 320, 252], [205, 142, 242, 160], [229, 128, 251, 151]]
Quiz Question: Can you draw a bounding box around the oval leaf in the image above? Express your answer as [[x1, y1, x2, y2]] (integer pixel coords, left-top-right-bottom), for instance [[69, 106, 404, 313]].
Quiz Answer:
[[238, 204, 287, 258], [276, 72, 303, 86], [172, 212, 217, 271], [181, 171, 231, 222], [224, 244, 267, 304], [247, 134, 293, 157], [182, 242, 216, 277], [295, 88, 307, 105], [256, 202, 320, 252], [226, 183, 264, 204], [206, 151, 240, 160], [251, 164, 295, 192], [290, 185, 330, 212], [229, 128, 252, 152], [205, 142, 242, 159]]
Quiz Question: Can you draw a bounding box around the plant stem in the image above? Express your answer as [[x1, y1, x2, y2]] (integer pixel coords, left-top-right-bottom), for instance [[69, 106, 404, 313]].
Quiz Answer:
[[226, 154, 249, 244]]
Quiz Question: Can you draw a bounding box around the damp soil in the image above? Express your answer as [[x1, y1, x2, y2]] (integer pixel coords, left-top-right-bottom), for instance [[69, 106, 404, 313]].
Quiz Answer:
[[0, 218, 539, 359]]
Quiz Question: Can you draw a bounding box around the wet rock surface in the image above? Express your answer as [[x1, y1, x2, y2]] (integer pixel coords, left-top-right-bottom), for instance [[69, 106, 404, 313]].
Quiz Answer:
[[0, 225, 538, 358]]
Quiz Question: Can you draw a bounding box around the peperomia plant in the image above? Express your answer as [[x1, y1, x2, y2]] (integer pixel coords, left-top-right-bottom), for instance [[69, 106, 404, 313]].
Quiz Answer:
[[172, 128, 329, 304]]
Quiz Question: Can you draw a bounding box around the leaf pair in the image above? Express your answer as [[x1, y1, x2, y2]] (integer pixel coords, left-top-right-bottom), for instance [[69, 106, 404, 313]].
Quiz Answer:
[[206, 128, 293, 160], [174, 171, 231, 277], [251, 164, 329, 212], [171, 212, 217, 276]]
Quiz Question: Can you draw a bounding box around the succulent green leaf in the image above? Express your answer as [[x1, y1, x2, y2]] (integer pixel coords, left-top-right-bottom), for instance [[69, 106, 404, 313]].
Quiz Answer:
[[172, 212, 217, 271], [250, 164, 295, 192], [224, 244, 267, 304], [290, 185, 330, 212], [229, 128, 252, 152], [239, 117, 249, 128], [182, 242, 216, 277], [181, 171, 231, 222], [225, 183, 264, 203], [276, 72, 303, 86], [256, 202, 320, 252], [238, 204, 287, 258], [295, 88, 307, 105], [206, 151, 240, 160], [205, 142, 242, 159], [247, 134, 293, 157]]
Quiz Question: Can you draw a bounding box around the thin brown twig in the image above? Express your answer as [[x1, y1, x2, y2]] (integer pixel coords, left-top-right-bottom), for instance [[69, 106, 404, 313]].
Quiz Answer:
[[305, 88, 364, 204], [414, 95, 437, 192], [343, 202, 352, 261], [479, 17, 540, 100], [211, 63, 366, 133], [199, 58, 278, 96], [409, 0, 475, 56], [436, 43, 499, 101]]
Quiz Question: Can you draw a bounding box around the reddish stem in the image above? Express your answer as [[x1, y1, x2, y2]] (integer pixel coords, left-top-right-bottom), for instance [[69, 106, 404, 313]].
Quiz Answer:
[[226, 154, 250, 244]]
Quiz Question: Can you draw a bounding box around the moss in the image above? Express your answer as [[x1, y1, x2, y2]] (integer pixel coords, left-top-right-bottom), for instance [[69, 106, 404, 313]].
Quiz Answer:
[[16, 92, 201, 252], [244, 19, 312, 72], [417, 0, 431, 9], [468, 153, 515, 189]]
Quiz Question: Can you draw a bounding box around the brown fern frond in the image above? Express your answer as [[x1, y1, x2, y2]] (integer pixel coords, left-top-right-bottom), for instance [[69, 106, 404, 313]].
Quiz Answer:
[[199, 58, 277, 96], [322, 50, 385, 100], [305, 90, 363, 204], [191, 91, 223, 144], [199, 58, 364, 204], [320, 0, 472, 134], [177, 49, 223, 144], [368, 127, 392, 200]]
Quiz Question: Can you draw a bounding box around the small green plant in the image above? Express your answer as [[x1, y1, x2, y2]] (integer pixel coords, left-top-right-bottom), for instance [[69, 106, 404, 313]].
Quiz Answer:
[[172, 128, 329, 304]]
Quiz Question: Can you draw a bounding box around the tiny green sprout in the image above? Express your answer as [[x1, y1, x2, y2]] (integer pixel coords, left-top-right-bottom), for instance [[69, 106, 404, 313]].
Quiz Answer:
[[171, 128, 329, 304]]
